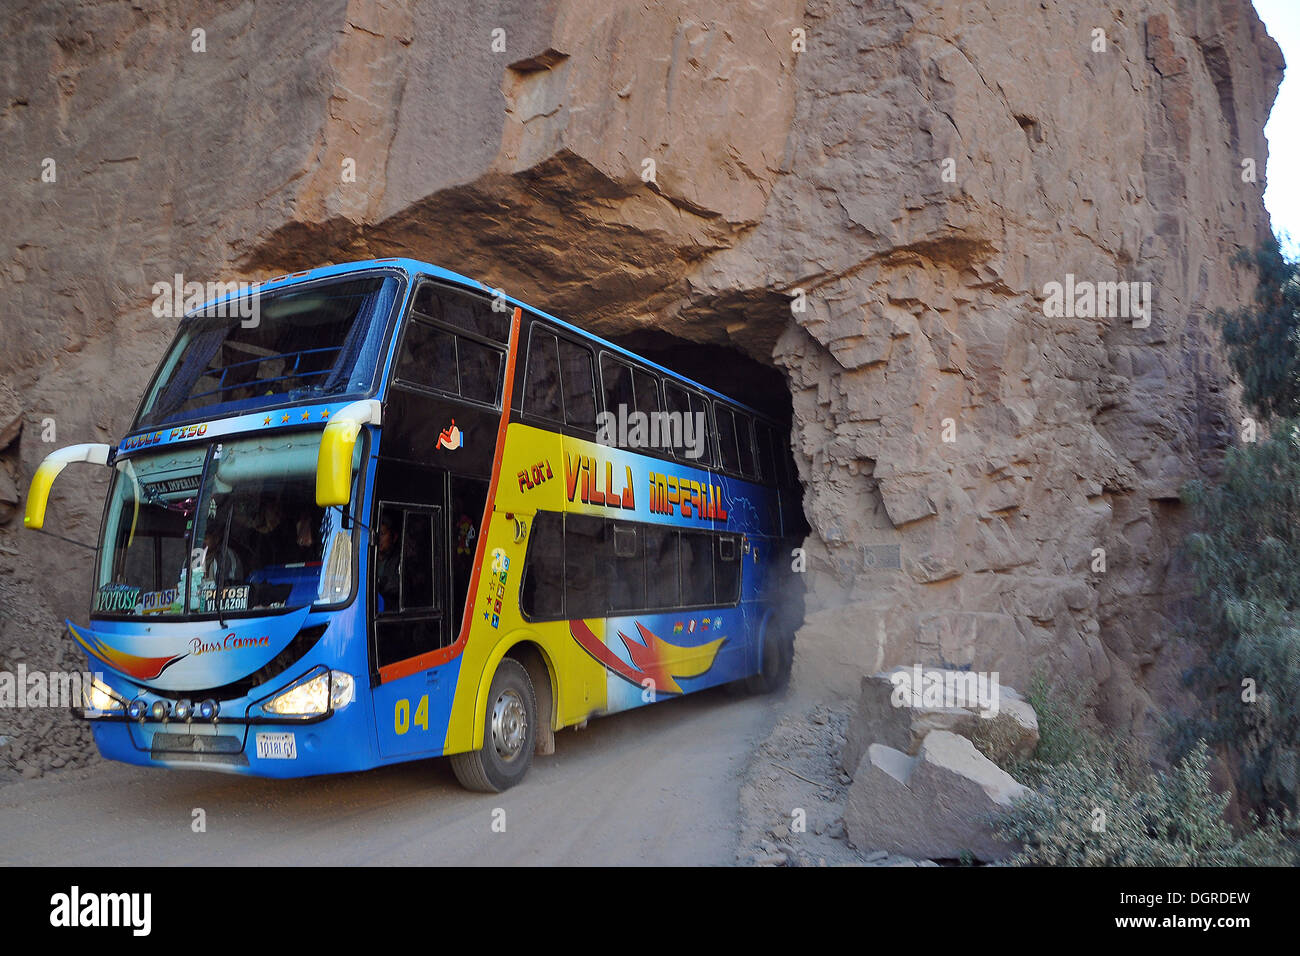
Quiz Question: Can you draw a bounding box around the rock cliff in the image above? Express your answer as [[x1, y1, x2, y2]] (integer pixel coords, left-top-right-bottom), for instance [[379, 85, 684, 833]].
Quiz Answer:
[[0, 0, 1284, 761]]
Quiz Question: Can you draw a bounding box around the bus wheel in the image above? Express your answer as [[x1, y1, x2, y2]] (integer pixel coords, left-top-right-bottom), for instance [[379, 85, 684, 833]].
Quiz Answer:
[[450, 658, 537, 792], [745, 627, 794, 695]]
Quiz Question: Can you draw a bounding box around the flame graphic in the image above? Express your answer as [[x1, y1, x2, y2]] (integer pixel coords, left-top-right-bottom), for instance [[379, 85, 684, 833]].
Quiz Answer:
[[570, 619, 724, 695], [69, 622, 187, 681]]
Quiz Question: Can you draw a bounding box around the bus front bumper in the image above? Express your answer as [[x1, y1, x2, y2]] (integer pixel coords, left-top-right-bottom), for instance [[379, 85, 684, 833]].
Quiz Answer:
[[83, 707, 378, 778]]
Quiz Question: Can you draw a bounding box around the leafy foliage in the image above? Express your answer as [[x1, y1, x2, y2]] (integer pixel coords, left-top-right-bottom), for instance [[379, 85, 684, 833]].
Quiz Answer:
[[1215, 236, 1300, 421], [1180, 422, 1300, 812], [996, 742, 1296, 866]]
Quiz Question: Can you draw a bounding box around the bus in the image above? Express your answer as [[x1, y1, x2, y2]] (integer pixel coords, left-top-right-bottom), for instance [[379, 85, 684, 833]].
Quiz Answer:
[[25, 258, 803, 791]]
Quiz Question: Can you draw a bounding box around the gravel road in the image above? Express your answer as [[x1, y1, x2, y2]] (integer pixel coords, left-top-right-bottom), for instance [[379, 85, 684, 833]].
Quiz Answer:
[[0, 687, 778, 866]]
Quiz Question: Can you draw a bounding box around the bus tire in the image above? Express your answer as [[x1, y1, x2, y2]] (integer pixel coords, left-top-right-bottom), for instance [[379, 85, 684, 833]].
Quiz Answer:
[[450, 658, 537, 793], [745, 627, 794, 695]]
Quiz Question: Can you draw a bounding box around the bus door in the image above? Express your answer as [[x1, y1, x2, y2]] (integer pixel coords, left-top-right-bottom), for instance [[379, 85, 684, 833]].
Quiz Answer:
[[370, 475, 454, 758]]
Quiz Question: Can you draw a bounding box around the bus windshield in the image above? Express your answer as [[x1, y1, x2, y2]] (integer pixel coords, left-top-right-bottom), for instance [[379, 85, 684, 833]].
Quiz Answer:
[[95, 432, 358, 617], [134, 274, 400, 430]]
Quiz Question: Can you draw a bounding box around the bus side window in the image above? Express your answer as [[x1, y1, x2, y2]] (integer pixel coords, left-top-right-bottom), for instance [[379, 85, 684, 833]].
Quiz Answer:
[[714, 534, 741, 605], [609, 522, 644, 612], [413, 281, 510, 344], [457, 337, 503, 406], [680, 531, 715, 606], [520, 510, 564, 621], [644, 527, 680, 608], [524, 329, 563, 422], [395, 319, 459, 395], [400, 511, 438, 611], [755, 422, 780, 484], [735, 413, 757, 479], [664, 383, 691, 459], [563, 513, 608, 617], [559, 339, 597, 430], [600, 355, 634, 436], [714, 403, 741, 474], [632, 368, 661, 419], [689, 391, 715, 467]]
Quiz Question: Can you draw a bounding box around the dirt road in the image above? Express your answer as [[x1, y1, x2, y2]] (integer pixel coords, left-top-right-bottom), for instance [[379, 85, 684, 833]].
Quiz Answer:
[[0, 687, 778, 866]]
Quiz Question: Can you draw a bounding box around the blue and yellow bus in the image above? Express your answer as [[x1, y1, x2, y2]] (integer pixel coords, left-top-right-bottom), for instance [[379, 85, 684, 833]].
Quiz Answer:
[[26, 259, 803, 791]]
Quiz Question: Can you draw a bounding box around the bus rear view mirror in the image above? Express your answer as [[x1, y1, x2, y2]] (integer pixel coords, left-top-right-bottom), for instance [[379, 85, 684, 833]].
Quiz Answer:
[[316, 400, 381, 507], [25, 443, 113, 530]]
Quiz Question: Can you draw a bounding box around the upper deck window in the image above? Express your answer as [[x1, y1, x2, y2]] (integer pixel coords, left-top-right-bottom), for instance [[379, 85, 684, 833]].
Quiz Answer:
[[135, 274, 401, 429]]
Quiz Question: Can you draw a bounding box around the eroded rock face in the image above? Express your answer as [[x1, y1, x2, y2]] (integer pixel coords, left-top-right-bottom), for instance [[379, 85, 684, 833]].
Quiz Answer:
[[0, 1, 1283, 745]]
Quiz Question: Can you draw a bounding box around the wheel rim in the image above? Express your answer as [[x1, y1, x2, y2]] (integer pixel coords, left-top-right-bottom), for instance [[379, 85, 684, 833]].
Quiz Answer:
[[491, 689, 528, 762]]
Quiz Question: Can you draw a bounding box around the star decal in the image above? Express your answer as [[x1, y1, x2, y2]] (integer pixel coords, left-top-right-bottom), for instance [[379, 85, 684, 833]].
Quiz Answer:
[[301, 411, 310, 421], [281, 413, 290, 424], [263, 416, 272, 425], [321, 410, 330, 419]]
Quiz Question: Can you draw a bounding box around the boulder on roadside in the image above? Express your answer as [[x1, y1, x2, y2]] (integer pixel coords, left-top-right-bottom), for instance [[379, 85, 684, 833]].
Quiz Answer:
[[841, 667, 1039, 772], [844, 730, 1029, 862]]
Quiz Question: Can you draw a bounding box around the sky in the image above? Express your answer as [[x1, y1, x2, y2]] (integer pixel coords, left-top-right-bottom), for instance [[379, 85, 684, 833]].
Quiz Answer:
[[1254, 0, 1300, 257]]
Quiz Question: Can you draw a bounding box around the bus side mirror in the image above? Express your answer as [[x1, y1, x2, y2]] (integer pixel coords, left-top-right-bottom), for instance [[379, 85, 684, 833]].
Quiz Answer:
[[25, 443, 113, 530], [316, 400, 381, 507]]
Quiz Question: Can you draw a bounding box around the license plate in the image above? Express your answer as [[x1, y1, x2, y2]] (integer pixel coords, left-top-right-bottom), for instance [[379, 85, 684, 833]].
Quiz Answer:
[[255, 732, 297, 760]]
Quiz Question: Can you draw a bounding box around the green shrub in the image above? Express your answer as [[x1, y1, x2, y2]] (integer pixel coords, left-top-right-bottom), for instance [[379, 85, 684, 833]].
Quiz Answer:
[[996, 741, 1296, 866], [1181, 423, 1300, 812]]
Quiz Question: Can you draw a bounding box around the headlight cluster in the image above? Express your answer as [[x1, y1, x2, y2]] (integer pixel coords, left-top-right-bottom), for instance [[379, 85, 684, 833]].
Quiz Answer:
[[123, 696, 219, 721], [81, 679, 126, 716], [262, 670, 355, 717]]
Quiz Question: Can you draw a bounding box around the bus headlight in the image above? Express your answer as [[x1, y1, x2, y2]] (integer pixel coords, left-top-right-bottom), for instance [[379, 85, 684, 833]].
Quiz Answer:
[[81, 679, 126, 716], [263, 670, 354, 716]]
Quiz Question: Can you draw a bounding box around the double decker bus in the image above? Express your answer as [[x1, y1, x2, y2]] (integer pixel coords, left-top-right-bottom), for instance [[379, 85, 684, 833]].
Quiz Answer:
[[25, 259, 803, 791]]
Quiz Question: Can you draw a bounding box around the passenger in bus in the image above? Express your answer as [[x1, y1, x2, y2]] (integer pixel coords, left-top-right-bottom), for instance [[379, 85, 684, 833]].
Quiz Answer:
[[202, 524, 246, 587], [293, 509, 321, 560]]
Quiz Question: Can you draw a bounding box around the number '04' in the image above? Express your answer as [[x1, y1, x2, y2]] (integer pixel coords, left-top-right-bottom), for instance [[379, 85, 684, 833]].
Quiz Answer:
[[395, 696, 430, 735]]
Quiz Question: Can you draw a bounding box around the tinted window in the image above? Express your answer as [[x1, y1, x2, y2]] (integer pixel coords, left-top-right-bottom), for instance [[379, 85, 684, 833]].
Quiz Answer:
[[663, 385, 712, 464], [138, 276, 400, 429], [458, 337, 502, 405], [609, 522, 645, 612], [373, 502, 446, 667], [715, 534, 741, 603], [756, 422, 781, 484], [644, 527, 679, 608], [401, 511, 437, 610], [735, 413, 757, 478], [395, 320, 458, 394], [524, 329, 562, 422], [632, 369, 660, 419], [714, 403, 740, 473], [664, 384, 692, 459], [688, 391, 714, 466], [600, 355, 635, 420], [564, 513, 608, 616], [680, 531, 714, 606], [559, 339, 597, 429], [520, 510, 564, 620], [412, 282, 510, 343]]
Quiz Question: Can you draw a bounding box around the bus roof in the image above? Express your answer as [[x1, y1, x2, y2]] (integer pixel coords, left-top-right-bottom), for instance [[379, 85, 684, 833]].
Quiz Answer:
[[197, 258, 774, 422]]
